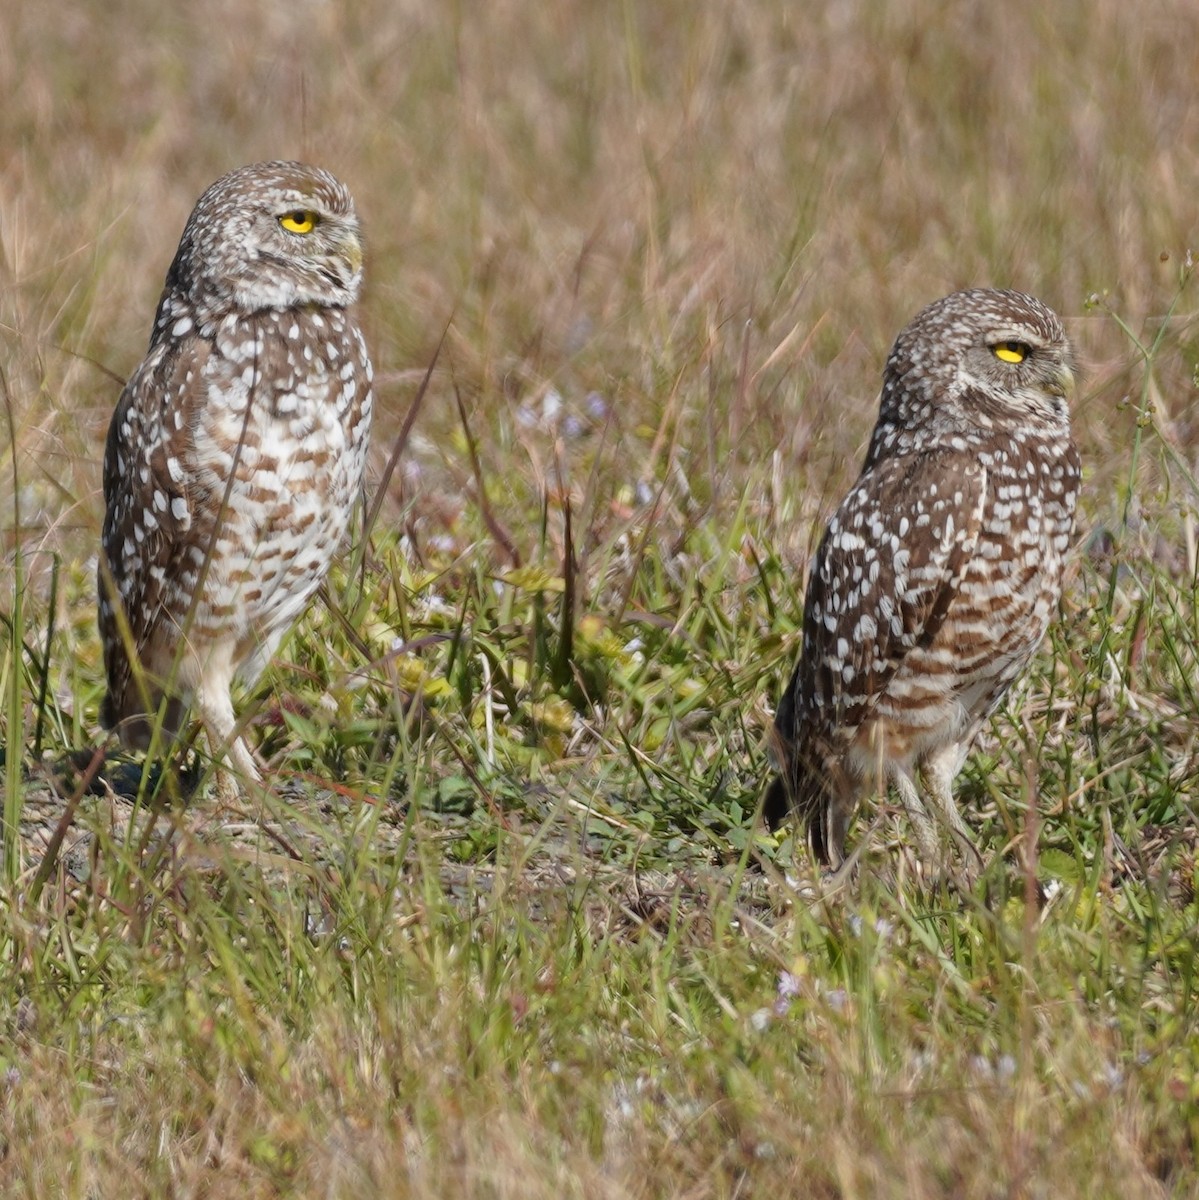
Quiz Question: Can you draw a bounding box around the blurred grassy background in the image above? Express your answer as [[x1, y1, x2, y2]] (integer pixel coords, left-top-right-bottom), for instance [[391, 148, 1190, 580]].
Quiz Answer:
[[1, 1, 1199, 1195], [4, 0, 1198, 571]]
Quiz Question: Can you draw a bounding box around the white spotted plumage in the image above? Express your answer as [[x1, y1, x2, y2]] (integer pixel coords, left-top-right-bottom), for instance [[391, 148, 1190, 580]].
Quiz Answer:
[[765, 289, 1080, 874], [98, 161, 374, 785]]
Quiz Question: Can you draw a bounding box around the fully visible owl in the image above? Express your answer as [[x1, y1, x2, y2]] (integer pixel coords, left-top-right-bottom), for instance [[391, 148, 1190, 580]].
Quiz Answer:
[[98, 161, 374, 788], [765, 289, 1080, 877]]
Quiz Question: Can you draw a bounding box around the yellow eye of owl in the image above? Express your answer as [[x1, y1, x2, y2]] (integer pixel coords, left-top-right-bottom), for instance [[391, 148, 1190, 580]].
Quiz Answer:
[[992, 341, 1029, 364], [279, 210, 318, 234]]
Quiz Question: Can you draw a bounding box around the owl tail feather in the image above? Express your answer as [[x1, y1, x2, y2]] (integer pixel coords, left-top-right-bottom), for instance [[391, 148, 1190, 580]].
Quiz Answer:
[[762, 774, 792, 831], [101, 684, 186, 754], [762, 750, 839, 867]]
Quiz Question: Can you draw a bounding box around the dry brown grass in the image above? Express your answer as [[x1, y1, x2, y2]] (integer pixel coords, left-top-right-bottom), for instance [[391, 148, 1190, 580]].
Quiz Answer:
[[1, 1, 1199, 1196], [5, 0, 1199, 562]]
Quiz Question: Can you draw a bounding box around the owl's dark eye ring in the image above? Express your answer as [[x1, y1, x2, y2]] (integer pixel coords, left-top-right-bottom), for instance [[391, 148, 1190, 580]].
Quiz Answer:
[[991, 341, 1030, 364], [279, 210, 319, 234]]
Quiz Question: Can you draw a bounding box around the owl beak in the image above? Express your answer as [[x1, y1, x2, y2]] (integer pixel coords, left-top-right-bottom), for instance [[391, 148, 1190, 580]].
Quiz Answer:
[[323, 229, 363, 290], [341, 231, 364, 279], [1045, 361, 1076, 401]]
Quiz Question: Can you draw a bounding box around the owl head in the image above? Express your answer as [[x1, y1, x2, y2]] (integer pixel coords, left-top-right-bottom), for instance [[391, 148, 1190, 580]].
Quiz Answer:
[[878, 288, 1077, 435], [154, 160, 364, 333]]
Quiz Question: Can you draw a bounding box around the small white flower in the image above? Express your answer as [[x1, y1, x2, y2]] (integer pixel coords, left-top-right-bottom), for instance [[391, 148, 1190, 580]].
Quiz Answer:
[[777, 971, 803, 1000]]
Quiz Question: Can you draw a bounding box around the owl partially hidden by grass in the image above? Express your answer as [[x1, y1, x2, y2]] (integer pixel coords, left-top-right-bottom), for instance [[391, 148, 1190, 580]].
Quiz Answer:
[[98, 161, 374, 789], [765, 289, 1080, 880]]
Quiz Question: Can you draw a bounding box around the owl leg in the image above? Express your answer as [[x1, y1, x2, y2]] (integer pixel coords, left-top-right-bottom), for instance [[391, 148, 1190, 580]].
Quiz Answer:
[[921, 744, 983, 872], [195, 670, 262, 798], [891, 766, 943, 870]]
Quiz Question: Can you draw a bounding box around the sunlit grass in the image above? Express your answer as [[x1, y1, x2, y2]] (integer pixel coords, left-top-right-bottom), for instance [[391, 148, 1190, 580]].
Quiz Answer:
[[0, 0, 1198, 1194]]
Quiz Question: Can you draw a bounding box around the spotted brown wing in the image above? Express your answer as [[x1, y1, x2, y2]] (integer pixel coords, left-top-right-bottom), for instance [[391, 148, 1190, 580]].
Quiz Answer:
[[766, 448, 987, 834], [98, 339, 201, 740]]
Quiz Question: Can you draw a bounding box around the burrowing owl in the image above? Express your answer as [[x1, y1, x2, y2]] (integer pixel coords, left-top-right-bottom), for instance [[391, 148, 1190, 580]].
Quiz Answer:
[[98, 161, 374, 786], [764, 288, 1080, 874]]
